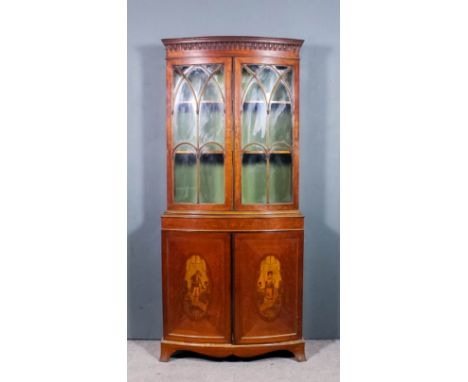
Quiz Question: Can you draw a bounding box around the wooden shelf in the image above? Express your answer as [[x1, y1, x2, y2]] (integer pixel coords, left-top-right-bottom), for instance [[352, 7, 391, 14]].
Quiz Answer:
[[175, 101, 224, 105], [242, 150, 292, 155], [242, 101, 291, 105], [175, 150, 224, 155]]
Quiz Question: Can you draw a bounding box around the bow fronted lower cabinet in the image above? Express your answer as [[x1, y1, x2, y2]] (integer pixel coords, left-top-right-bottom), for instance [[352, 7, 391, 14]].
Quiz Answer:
[[160, 36, 306, 362]]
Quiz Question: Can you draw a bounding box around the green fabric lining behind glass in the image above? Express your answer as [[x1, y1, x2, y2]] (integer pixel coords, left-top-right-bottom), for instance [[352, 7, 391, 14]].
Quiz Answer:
[[269, 154, 292, 203], [174, 154, 197, 203], [200, 154, 224, 203], [242, 154, 266, 204]]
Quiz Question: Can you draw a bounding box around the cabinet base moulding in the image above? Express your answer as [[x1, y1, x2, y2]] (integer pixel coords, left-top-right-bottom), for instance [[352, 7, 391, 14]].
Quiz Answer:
[[159, 338, 306, 362]]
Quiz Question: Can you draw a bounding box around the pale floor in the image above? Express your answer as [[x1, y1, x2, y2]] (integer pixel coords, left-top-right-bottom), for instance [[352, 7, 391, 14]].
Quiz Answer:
[[128, 340, 339, 382]]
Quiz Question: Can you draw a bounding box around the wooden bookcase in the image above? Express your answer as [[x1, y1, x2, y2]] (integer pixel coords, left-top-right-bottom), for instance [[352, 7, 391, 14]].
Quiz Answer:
[[160, 36, 305, 361]]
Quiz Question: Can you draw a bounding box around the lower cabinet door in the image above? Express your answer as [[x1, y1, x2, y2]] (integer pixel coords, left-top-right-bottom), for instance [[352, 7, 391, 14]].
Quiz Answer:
[[162, 231, 231, 343], [233, 231, 304, 344]]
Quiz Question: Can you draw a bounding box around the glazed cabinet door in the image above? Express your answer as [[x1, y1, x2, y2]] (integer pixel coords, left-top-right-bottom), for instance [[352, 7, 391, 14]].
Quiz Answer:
[[162, 231, 231, 343], [167, 57, 232, 211], [234, 57, 300, 211], [233, 231, 303, 344]]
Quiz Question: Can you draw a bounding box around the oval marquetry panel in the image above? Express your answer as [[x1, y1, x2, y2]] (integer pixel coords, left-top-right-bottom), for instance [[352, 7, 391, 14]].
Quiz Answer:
[[183, 254, 210, 320], [256, 255, 282, 320]]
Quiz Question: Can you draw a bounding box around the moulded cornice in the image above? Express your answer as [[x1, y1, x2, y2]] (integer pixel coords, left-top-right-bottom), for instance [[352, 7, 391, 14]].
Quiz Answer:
[[161, 36, 304, 53]]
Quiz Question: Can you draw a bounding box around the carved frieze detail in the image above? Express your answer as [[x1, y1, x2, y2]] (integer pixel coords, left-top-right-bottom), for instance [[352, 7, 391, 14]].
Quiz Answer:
[[163, 37, 303, 53]]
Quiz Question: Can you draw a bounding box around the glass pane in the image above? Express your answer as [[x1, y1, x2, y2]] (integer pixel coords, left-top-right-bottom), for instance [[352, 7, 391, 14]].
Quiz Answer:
[[187, 67, 208, 95], [174, 153, 197, 203], [201, 142, 224, 153], [242, 153, 266, 204], [269, 154, 292, 203], [202, 77, 223, 101], [270, 72, 292, 146], [173, 102, 196, 145], [173, 71, 182, 90], [243, 81, 267, 102], [246, 64, 261, 72], [200, 77, 224, 145], [173, 77, 196, 103], [242, 67, 252, 90], [211, 65, 225, 90], [275, 66, 293, 89], [257, 66, 278, 95], [200, 154, 224, 204], [285, 69, 293, 89], [269, 103, 292, 145], [271, 82, 290, 103], [242, 102, 267, 147]]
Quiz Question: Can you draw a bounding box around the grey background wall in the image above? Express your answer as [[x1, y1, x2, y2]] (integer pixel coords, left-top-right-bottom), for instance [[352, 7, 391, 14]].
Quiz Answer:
[[128, 0, 339, 339]]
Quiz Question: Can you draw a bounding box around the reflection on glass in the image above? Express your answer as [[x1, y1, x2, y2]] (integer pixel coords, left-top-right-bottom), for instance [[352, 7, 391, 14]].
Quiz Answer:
[[172, 64, 226, 205], [173, 102, 196, 145], [243, 80, 267, 102], [269, 154, 292, 203], [271, 82, 290, 102], [200, 103, 224, 145], [200, 153, 224, 203], [202, 80, 222, 102], [242, 153, 266, 204], [177, 82, 195, 102], [257, 66, 277, 94], [187, 67, 208, 95], [241, 64, 294, 204], [269, 103, 292, 145], [242, 102, 267, 147], [174, 153, 197, 203]]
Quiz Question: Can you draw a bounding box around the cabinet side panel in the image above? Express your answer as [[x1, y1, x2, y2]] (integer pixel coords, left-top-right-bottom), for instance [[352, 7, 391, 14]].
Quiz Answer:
[[234, 231, 303, 344], [162, 231, 231, 343]]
